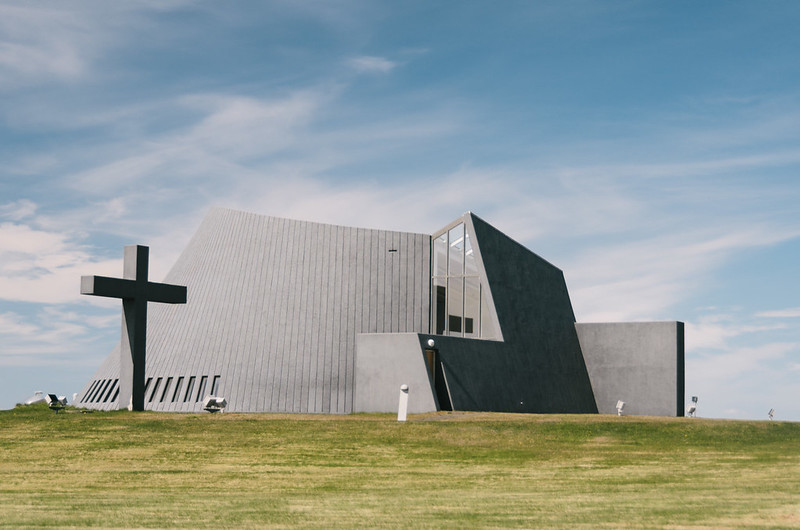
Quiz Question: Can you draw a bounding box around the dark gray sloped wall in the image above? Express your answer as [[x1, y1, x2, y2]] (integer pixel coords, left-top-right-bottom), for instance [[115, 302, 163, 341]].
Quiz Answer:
[[431, 213, 597, 413], [576, 321, 685, 416], [77, 208, 431, 413]]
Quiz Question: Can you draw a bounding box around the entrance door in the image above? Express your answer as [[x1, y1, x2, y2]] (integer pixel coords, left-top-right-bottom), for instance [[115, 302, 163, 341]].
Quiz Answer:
[[424, 348, 453, 411]]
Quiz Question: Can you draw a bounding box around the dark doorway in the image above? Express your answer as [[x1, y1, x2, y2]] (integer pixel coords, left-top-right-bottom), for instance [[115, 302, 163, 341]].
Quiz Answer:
[[424, 348, 453, 411]]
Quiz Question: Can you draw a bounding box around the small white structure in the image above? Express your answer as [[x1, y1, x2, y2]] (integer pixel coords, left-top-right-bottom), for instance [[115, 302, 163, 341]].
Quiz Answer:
[[202, 395, 227, 413], [397, 384, 409, 422], [616, 400, 625, 416], [23, 391, 46, 405], [768, 408, 775, 421]]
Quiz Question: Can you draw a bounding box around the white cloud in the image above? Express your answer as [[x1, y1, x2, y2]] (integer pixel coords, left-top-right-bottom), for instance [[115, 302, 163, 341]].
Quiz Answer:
[[347, 55, 397, 74], [0, 304, 117, 367], [0, 199, 37, 221], [182, 92, 323, 159], [0, 3, 99, 85], [0, 219, 121, 304], [0, 311, 38, 336], [686, 315, 787, 351], [566, 222, 800, 322], [0, 2, 195, 89], [757, 307, 800, 318], [690, 342, 796, 382], [65, 91, 327, 195]]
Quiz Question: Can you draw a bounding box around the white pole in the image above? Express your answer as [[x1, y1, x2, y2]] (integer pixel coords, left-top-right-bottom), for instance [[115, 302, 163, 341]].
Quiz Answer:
[[397, 384, 409, 422]]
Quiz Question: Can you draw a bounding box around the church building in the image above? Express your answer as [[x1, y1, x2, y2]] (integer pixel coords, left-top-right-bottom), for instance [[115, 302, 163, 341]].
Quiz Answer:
[[76, 208, 684, 416]]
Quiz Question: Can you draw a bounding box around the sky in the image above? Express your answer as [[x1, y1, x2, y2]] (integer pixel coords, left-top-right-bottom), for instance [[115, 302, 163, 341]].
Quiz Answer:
[[1, 1, 799, 420]]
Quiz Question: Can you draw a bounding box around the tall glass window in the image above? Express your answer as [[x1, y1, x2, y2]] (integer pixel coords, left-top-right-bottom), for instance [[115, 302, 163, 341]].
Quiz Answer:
[[448, 224, 464, 276], [464, 276, 480, 338], [430, 221, 498, 340], [433, 233, 447, 277], [464, 232, 477, 276], [433, 276, 447, 334], [447, 276, 463, 336]]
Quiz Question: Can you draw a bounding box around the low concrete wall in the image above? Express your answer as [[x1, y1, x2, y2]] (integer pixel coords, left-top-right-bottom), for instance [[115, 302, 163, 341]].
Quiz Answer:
[[576, 322, 684, 417], [354, 333, 437, 414]]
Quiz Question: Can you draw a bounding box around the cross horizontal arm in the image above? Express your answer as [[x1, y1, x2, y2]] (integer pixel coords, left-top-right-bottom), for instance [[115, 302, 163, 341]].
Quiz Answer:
[[146, 282, 187, 304], [81, 275, 136, 299], [80, 276, 187, 304]]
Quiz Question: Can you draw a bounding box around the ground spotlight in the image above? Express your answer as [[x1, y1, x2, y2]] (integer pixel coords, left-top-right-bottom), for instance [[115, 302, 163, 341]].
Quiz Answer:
[[687, 396, 698, 417], [203, 395, 227, 413], [45, 394, 67, 413]]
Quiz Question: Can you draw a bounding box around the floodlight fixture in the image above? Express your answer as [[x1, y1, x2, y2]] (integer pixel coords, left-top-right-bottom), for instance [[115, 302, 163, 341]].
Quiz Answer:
[[45, 394, 66, 413], [616, 400, 625, 416], [768, 408, 775, 421], [427, 338, 435, 348], [687, 396, 698, 417], [203, 395, 227, 413]]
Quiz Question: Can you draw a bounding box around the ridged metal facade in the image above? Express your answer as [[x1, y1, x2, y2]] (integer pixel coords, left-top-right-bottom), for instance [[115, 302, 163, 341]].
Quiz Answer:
[[76, 208, 431, 413]]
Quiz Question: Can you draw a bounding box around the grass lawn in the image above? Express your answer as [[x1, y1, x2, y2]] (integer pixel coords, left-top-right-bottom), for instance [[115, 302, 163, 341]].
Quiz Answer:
[[1, 404, 799, 528]]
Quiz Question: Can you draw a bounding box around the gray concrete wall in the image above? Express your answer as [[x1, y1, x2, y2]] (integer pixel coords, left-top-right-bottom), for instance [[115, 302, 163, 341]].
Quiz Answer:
[[576, 321, 684, 416], [354, 333, 437, 414], [77, 208, 431, 413]]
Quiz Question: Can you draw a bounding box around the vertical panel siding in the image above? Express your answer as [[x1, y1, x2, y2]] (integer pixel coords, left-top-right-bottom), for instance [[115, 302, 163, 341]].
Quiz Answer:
[[77, 208, 431, 413]]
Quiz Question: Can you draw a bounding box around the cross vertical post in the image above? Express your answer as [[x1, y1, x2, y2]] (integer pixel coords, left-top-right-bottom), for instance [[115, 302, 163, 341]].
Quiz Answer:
[[81, 245, 187, 411]]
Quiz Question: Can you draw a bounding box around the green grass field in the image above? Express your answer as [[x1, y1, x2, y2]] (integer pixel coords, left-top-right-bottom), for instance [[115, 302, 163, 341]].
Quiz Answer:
[[1, 405, 798, 528]]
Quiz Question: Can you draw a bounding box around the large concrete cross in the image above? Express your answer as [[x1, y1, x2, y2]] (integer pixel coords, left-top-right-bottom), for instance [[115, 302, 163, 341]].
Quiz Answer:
[[81, 245, 186, 411]]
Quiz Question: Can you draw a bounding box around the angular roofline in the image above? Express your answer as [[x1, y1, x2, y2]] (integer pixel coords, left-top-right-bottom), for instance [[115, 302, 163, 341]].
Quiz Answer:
[[209, 206, 431, 238]]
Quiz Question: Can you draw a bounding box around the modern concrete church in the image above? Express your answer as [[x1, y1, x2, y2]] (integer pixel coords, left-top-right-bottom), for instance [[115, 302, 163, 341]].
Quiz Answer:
[[76, 208, 685, 416]]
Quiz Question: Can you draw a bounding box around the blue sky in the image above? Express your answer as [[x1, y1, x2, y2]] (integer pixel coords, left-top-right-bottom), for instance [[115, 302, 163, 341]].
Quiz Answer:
[[1, 1, 799, 420]]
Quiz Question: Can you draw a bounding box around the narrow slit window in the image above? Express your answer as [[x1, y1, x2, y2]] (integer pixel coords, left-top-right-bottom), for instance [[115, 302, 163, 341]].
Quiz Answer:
[[111, 386, 120, 402], [82, 380, 99, 402], [172, 377, 184, 402], [196, 376, 208, 402], [184, 376, 196, 402], [148, 378, 163, 403], [144, 377, 153, 396], [91, 380, 109, 402], [160, 377, 173, 402], [89, 380, 104, 401], [210, 375, 221, 396], [102, 380, 118, 403], [88, 380, 105, 402]]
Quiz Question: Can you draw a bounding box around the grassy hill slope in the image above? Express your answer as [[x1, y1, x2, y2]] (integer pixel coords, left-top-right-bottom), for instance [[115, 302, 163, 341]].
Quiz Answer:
[[1, 405, 798, 528]]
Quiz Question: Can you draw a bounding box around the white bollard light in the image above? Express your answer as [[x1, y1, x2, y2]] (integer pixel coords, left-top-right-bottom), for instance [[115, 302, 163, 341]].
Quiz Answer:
[[397, 384, 409, 422]]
